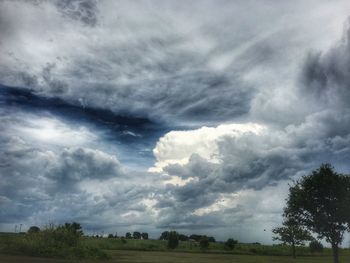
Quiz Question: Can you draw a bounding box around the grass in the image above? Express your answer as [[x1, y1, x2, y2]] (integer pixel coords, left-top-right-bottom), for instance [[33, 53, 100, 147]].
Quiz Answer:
[[81, 237, 333, 256], [1, 233, 350, 262], [0, 231, 109, 260], [1, 250, 350, 263]]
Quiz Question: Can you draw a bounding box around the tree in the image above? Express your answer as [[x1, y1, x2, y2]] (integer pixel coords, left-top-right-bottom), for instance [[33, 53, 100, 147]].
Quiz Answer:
[[141, 232, 148, 240], [108, 233, 114, 238], [159, 231, 169, 240], [208, 236, 216, 243], [189, 234, 201, 241], [125, 232, 132, 239], [179, 234, 189, 241], [167, 231, 179, 249], [199, 235, 209, 250], [27, 226, 40, 234], [309, 240, 324, 253], [133, 231, 141, 239], [286, 164, 350, 263], [225, 238, 238, 250], [62, 222, 83, 236], [272, 216, 312, 258]]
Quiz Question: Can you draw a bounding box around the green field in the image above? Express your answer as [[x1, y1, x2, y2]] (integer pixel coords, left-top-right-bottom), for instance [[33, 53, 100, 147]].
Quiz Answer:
[[1, 234, 350, 262], [1, 250, 350, 263]]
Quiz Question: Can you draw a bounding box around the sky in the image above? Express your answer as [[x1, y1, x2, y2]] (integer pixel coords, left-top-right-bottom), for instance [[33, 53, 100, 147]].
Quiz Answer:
[[1, 0, 350, 245]]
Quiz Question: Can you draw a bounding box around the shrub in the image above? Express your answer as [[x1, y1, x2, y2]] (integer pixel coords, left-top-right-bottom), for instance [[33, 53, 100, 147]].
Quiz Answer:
[[167, 231, 179, 249], [309, 240, 324, 253], [0, 223, 109, 260]]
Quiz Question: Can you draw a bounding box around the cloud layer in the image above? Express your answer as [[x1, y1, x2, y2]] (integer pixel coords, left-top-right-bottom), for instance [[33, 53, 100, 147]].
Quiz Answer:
[[1, 0, 350, 244]]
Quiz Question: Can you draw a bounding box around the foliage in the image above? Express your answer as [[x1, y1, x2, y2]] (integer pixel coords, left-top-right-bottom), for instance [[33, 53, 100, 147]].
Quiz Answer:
[[27, 226, 40, 234], [272, 215, 313, 257], [225, 238, 238, 250], [199, 235, 209, 250], [208, 236, 216, 242], [126, 232, 132, 239], [66, 235, 338, 256], [0, 223, 108, 260], [309, 240, 324, 253], [141, 232, 149, 240], [108, 233, 114, 238], [189, 234, 201, 241], [133, 231, 141, 239], [286, 164, 350, 263], [273, 217, 312, 258], [159, 231, 169, 240], [179, 234, 189, 241], [167, 231, 179, 249]]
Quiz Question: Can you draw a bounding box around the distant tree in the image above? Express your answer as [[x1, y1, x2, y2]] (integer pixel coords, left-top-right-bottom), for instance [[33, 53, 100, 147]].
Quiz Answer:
[[125, 232, 132, 239], [286, 164, 350, 263], [208, 236, 216, 243], [199, 235, 209, 250], [167, 231, 179, 249], [114, 232, 118, 238], [27, 226, 40, 234], [179, 234, 189, 241], [108, 233, 114, 238], [62, 222, 83, 236], [189, 234, 201, 242], [141, 232, 149, 240], [309, 240, 324, 253], [272, 216, 312, 258], [133, 231, 141, 239], [225, 238, 238, 250], [159, 231, 169, 240]]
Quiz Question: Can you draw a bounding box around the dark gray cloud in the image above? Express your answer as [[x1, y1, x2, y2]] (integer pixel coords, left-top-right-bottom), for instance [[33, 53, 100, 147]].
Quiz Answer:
[[301, 19, 350, 110], [4, 0, 343, 125], [1, 0, 350, 244], [55, 0, 99, 27]]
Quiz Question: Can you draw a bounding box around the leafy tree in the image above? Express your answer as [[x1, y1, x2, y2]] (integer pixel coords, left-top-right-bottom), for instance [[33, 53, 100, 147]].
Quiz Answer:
[[208, 236, 216, 243], [141, 232, 148, 240], [108, 233, 114, 238], [125, 232, 132, 239], [27, 226, 40, 234], [167, 231, 179, 249], [309, 240, 324, 253], [225, 238, 238, 250], [199, 235, 209, 250], [62, 222, 83, 236], [133, 231, 141, 239], [189, 234, 201, 241], [272, 216, 312, 258], [159, 231, 169, 240], [286, 164, 350, 263], [179, 234, 189, 241]]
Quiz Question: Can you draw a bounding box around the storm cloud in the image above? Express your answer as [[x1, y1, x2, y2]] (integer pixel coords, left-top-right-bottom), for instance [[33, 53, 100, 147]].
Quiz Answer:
[[1, 0, 350, 244]]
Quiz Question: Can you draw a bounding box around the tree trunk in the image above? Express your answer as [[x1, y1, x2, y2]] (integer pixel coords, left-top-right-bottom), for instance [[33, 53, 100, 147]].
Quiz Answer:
[[292, 242, 296, 259], [332, 243, 339, 263]]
